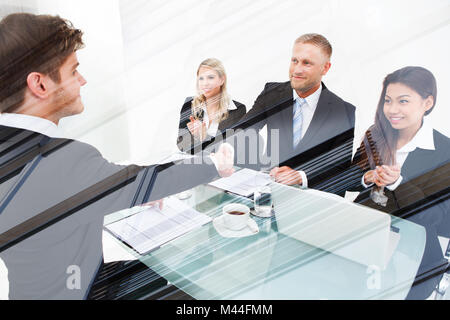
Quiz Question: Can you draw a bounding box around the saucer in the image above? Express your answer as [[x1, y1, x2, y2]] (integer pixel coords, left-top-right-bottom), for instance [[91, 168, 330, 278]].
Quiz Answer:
[[213, 215, 259, 238]]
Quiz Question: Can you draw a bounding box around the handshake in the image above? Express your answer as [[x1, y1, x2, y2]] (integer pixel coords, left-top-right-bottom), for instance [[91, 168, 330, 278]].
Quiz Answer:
[[142, 142, 235, 209], [210, 143, 235, 178], [209, 144, 304, 185]]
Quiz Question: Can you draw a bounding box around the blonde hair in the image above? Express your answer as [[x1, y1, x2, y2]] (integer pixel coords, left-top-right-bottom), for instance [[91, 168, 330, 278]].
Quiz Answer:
[[191, 58, 230, 122], [294, 33, 332, 59]]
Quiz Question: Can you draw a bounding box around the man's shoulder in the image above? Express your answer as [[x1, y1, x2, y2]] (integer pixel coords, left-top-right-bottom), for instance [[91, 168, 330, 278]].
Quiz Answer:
[[231, 100, 246, 111], [0, 127, 109, 181], [262, 81, 291, 93], [320, 84, 356, 115], [321, 84, 355, 107], [46, 138, 126, 183], [0, 126, 90, 156], [63, 138, 101, 155], [254, 81, 292, 105]]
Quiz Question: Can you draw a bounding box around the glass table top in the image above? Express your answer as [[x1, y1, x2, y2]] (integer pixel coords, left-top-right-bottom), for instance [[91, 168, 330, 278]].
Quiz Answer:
[[104, 175, 426, 300]]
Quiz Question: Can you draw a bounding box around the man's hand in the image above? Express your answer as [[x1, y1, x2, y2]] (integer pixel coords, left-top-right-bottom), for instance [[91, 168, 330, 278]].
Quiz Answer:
[[270, 166, 302, 185], [364, 164, 401, 187], [187, 116, 207, 141], [211, 143, 235, 177]]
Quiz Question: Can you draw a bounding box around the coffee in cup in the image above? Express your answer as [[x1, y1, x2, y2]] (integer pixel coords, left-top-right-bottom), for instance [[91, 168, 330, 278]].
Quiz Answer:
[[222, 203, 250, 231], [228, 211, 246, 215]]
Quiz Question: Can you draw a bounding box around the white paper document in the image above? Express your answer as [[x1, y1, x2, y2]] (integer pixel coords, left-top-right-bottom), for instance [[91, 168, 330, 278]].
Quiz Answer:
[[209, 168, 271, 197], [105, 197, 211, 255]]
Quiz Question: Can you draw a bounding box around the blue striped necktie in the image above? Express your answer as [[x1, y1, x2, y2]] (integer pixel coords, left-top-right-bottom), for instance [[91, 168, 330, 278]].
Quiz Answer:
[[293, 97, 306, 148]]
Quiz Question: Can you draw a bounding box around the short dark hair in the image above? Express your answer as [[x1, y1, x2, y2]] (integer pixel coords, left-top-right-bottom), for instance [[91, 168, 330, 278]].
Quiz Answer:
[[294, 33, 332, 59], [0, 13, 84, 113]]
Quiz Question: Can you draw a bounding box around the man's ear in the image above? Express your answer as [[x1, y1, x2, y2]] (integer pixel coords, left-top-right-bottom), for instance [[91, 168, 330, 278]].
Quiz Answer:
[[322, 61, 331, 76], [26, 72, 50, 99]]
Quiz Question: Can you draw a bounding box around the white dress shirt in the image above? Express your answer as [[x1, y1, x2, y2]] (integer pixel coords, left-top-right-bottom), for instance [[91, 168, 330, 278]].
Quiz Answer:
[[292, 85, 322, 188], [0, 113, 65, 138], [362, 117, 435, 190], [202, 99, 238, 137]]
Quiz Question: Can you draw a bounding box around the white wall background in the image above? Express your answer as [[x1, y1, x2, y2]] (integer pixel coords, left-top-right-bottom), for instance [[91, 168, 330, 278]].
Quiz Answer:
[[1, 0, 449, 164], [117, 0, 450, 163]]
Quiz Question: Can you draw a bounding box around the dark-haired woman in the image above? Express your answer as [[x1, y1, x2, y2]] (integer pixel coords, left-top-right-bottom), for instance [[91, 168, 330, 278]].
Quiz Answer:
[[351, 66, 450, 299]]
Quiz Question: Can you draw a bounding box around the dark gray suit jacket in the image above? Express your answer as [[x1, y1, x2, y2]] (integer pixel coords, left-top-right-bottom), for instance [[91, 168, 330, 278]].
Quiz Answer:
[[234, 81, 355, 190], [0, 126, 218, 299]]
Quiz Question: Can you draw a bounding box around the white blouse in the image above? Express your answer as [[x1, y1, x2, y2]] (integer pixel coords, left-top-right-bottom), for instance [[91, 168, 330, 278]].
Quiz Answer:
[[201, 99, 238, 137]]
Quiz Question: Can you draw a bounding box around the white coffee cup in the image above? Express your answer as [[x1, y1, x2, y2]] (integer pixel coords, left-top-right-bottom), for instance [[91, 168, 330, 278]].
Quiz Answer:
[[222, 203, 250, 231]]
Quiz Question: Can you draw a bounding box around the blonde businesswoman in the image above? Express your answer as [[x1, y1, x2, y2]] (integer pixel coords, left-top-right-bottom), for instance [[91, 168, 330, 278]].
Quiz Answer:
[[177, 58, 246, 153]]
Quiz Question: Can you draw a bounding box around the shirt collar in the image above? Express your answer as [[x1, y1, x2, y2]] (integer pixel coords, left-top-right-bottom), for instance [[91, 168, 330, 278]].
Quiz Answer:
[[292, 83, 322, 111], [397, 117, 435, 153], [0, 113, 63, 138]]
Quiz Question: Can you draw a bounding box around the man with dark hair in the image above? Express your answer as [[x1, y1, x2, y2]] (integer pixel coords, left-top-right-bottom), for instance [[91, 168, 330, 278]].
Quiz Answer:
[[237, 33, 356, 194], [0, 13, 232, 299], [0, 13, 85, 114]]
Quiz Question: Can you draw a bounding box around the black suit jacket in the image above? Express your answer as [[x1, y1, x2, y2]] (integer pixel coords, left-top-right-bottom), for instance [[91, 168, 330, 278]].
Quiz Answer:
[[352, 129, 450, 299], [353, 130, 449, 221], [235, 81, 355, 190], [177, 97, 246, 154]]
